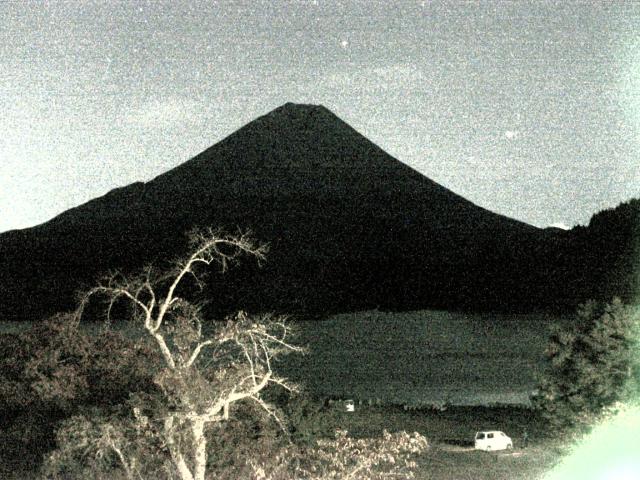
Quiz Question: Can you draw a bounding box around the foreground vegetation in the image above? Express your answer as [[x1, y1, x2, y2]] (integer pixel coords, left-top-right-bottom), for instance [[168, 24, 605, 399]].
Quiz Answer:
[[1, 230, 430, 479], [1, 228, 637, 478], [0, 309, 567, 479], [0, 395, 569, 480]]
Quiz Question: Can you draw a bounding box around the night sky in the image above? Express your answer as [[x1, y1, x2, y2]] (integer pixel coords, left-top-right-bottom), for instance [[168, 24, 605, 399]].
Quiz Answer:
[[1, 1, 639, 233]]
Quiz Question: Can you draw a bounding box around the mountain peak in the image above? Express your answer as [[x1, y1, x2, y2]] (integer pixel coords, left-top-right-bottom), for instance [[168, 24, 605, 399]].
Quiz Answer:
[[260, 102, 336, 124], [276, 102, 330, 114]]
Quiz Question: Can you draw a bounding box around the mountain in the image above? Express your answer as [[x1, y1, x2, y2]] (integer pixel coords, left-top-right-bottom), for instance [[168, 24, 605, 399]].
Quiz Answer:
[[0, 103, 630, 321], [558, 198, 640, 305]]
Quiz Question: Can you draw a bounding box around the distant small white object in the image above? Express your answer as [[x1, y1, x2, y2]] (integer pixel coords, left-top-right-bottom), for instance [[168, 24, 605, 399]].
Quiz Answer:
[[504, 130, 518, 139], [345, 399, 355, 412], [341, 39, 349, 49], [474, 431, 513, 451], [549, 222, 571, 230]]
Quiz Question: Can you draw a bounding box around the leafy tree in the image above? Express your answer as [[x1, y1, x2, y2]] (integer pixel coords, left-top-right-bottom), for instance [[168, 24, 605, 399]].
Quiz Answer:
[[533, 298, 639, 431], [278, 393, 340, 445], [0, 313, 157, 412], [0, 314, 157, 475]]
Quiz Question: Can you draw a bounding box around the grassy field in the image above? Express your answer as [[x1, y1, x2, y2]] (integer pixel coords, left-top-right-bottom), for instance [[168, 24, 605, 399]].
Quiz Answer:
[[279, 309, 571, 407], [0, 404, 566, 480], [1, 308, 571, 407], [313, 403, 566, 480]]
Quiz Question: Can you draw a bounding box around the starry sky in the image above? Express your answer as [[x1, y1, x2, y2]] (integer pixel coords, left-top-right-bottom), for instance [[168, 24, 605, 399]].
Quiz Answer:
[[1, 0, 639, 233]]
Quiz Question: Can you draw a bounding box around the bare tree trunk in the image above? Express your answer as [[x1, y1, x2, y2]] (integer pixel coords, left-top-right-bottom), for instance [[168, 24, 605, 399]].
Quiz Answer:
[[110, 442, 134, 480], [165, 416, 195, 480], [192, 418, 207, 480], [173, 453, 195, 480]]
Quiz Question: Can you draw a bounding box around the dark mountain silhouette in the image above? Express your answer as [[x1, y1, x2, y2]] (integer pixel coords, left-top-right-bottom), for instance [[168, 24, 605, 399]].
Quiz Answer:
[[0, 103, 636, 321], [557, 198, 640, 306]]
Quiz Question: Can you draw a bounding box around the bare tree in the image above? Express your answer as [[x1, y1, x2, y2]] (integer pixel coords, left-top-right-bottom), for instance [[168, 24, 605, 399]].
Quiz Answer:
[[72, 229, 303, 480]]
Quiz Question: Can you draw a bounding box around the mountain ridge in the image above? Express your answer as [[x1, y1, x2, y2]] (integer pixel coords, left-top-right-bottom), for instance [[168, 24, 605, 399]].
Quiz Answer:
[[1, 103, 632, 321], [36, 102, 540, 241]]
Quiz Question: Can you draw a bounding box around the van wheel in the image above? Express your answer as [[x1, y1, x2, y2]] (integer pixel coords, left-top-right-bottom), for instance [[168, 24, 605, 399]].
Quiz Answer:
[[507, 444, 513, 450]]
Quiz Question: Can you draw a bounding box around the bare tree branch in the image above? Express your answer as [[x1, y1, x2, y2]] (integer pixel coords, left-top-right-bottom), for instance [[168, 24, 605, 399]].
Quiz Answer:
[[70, 229, 298, 480], [185, 340, 215, 368]]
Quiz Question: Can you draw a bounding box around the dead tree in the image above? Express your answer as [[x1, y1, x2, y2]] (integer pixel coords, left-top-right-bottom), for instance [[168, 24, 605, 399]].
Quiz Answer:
[[77, 228, 302, 480]]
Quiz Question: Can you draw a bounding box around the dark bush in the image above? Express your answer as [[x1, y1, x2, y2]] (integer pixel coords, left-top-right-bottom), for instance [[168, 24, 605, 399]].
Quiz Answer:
[[280, 393, 340, 445], [0, 314, 159, 473]]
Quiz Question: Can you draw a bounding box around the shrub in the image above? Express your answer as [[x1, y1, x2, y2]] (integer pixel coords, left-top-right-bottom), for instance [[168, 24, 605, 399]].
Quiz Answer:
[[0, 314, 158, 413], [0, 314, 158, 474], [247, 429, 429, 480], [278, 393, 340, 445], [41, 406, 170, 480]]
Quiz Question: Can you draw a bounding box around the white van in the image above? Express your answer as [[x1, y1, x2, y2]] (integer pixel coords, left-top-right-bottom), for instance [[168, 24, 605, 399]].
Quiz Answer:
[[474, 431, 513, 451]]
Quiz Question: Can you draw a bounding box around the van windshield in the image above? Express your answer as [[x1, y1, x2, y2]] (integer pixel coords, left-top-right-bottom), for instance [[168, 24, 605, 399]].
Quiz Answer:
[[476, 433, 485, 439]]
